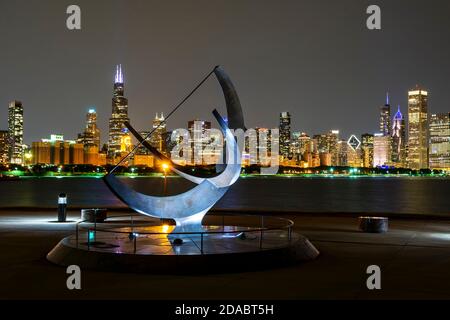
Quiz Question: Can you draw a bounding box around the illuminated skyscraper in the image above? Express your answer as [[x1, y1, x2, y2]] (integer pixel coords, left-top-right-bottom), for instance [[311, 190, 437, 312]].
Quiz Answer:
[[337, 140, 348, 166], [136, 131, 152, 155], [78, 109, 101, 150], [313, 134, 328, 154], [429, 113, 450, 170], [150, 113, 167, 154], [108, 65, 130, 160], [279, 112, 291, 159], [133, 128, 156, 168], [188, 120, 212, 165], [373, 133, 391, 167], [407, 87, 429, 169], [361, 133, 374, 168], [347, 135, 361, 151], [347, 135, 362, 167], [312, 130, 339, 166], [77, 109, 101, 165], [391, 105, 406, 166], [120, 133, 133, 153], [308, 138, 320, 167], [289, 132, 311, 167], [380, 92, 391, 136], [0, 130, 9, 164], [328, 130, 339, 166], [8, 100, 24, 164], [290, 132, 302, 164], [246, 127, 272, 166], [297, 133, 311, 155]]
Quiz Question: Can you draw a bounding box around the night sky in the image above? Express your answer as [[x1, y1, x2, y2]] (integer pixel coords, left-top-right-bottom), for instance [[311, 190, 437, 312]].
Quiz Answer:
[[1, 0, 450, 145]]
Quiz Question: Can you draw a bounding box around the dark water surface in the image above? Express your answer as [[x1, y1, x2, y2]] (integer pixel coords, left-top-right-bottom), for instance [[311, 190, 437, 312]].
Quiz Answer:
[[0, 176, 449, 215]]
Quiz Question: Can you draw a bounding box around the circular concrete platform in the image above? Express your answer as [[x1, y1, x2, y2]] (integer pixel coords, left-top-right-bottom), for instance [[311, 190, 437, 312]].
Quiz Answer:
[[47, 221, 319, 273]]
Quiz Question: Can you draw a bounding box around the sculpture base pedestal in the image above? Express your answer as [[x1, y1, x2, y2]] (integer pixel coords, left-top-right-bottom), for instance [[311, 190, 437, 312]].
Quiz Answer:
[[47, 225, 319, 274]]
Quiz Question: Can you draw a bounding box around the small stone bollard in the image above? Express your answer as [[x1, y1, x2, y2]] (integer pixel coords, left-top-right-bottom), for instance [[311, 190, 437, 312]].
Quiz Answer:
[[359, 216, 389, 233]]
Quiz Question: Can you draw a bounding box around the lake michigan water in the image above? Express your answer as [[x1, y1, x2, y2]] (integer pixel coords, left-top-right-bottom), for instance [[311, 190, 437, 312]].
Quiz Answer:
[[0, 176, 449, 216]]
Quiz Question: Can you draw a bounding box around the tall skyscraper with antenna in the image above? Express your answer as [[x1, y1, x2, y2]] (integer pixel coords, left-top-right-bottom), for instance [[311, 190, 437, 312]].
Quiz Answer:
[[379, 92, 391, 136], [391, 105, 406, 166], [108, 65, 130, 160], [150, 113, 167, 154]]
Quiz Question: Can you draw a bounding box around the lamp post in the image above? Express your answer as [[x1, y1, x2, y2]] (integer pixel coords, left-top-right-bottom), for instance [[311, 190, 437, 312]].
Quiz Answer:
[[57, 193, 67, 222], [162, 163, 169, 196], [160, 162, 170, 228]]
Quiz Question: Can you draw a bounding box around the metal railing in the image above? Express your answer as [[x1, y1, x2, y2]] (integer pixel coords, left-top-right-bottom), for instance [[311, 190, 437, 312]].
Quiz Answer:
[[74, 213, 294, 255]]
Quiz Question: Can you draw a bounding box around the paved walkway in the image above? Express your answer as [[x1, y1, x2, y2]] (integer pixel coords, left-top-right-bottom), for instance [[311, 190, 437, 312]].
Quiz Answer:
[[0, 211, 449, 299]]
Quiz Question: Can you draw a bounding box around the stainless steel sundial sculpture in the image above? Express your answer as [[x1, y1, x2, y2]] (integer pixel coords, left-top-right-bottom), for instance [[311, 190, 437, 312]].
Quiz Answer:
[[103, 66, 246, 233]]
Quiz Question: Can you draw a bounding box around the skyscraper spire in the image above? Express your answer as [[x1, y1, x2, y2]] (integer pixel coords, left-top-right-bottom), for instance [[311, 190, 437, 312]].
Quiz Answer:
[[394, 105, 403, 120], [115, 64, 124, 84], [109, 64, 129, 159], [380, 92, 391, 136]]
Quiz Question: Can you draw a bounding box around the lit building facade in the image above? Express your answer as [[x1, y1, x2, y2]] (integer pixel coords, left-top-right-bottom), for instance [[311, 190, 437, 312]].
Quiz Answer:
[[136, 131, 152, 156], [84, 146, 100, 166], [279, 112, 291, 159], [308, 138, 320, 167], [313, 130, 339, 166], [391, 105, 406, 167], [290, 132, 314, 167], [188, 120, 213, 165], [347, 135, 362, 167], [313, 134, 328, 154], [407, 87, 429, 169], [8, 100, 24, 164], [337, 141, 348, 166], [380, 92, 391, 136], [108, 65, 130, 160], [135, 131, 152, 155], [361, 133, 374, 168], [78, 109, 100, 151], [319, 152, 331, 166], [150, 113, 167, 154], [32, 135, 84, 165], [328, 130, 340, 166], [429, 113, 450, 170], [373, 133, 391, 167], [290, 132, 305, 165], [132, 154, 155, 167], [77, 109, 101, 165], [246, 128, 272, 166], [0, 130, 9, 164]]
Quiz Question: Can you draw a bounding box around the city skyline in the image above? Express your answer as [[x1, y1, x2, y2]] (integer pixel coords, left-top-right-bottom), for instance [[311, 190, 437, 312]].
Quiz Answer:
[[1, 0, 450, 142], [1, 65, 448, 171], [0, 75, 444, 147]]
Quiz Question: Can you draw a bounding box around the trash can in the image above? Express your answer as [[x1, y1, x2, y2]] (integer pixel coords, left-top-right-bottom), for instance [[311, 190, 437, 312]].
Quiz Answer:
[[57, 193, 67, 222]]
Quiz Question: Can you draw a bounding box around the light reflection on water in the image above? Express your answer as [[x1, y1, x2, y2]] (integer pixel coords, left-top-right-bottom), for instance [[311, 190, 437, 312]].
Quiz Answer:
[[0, 176, 449, 215]]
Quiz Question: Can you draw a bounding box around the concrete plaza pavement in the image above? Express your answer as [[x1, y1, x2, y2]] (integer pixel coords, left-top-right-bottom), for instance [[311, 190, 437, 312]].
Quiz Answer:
[[0, 210, 449, 299]]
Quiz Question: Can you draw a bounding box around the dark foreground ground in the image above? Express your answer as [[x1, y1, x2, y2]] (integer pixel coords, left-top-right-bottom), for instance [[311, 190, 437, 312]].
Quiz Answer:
[[0, 210, 449, 299]]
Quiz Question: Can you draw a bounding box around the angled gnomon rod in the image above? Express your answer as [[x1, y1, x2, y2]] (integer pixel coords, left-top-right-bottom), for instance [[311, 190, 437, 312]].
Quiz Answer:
[[109, 66, 220, 174]]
